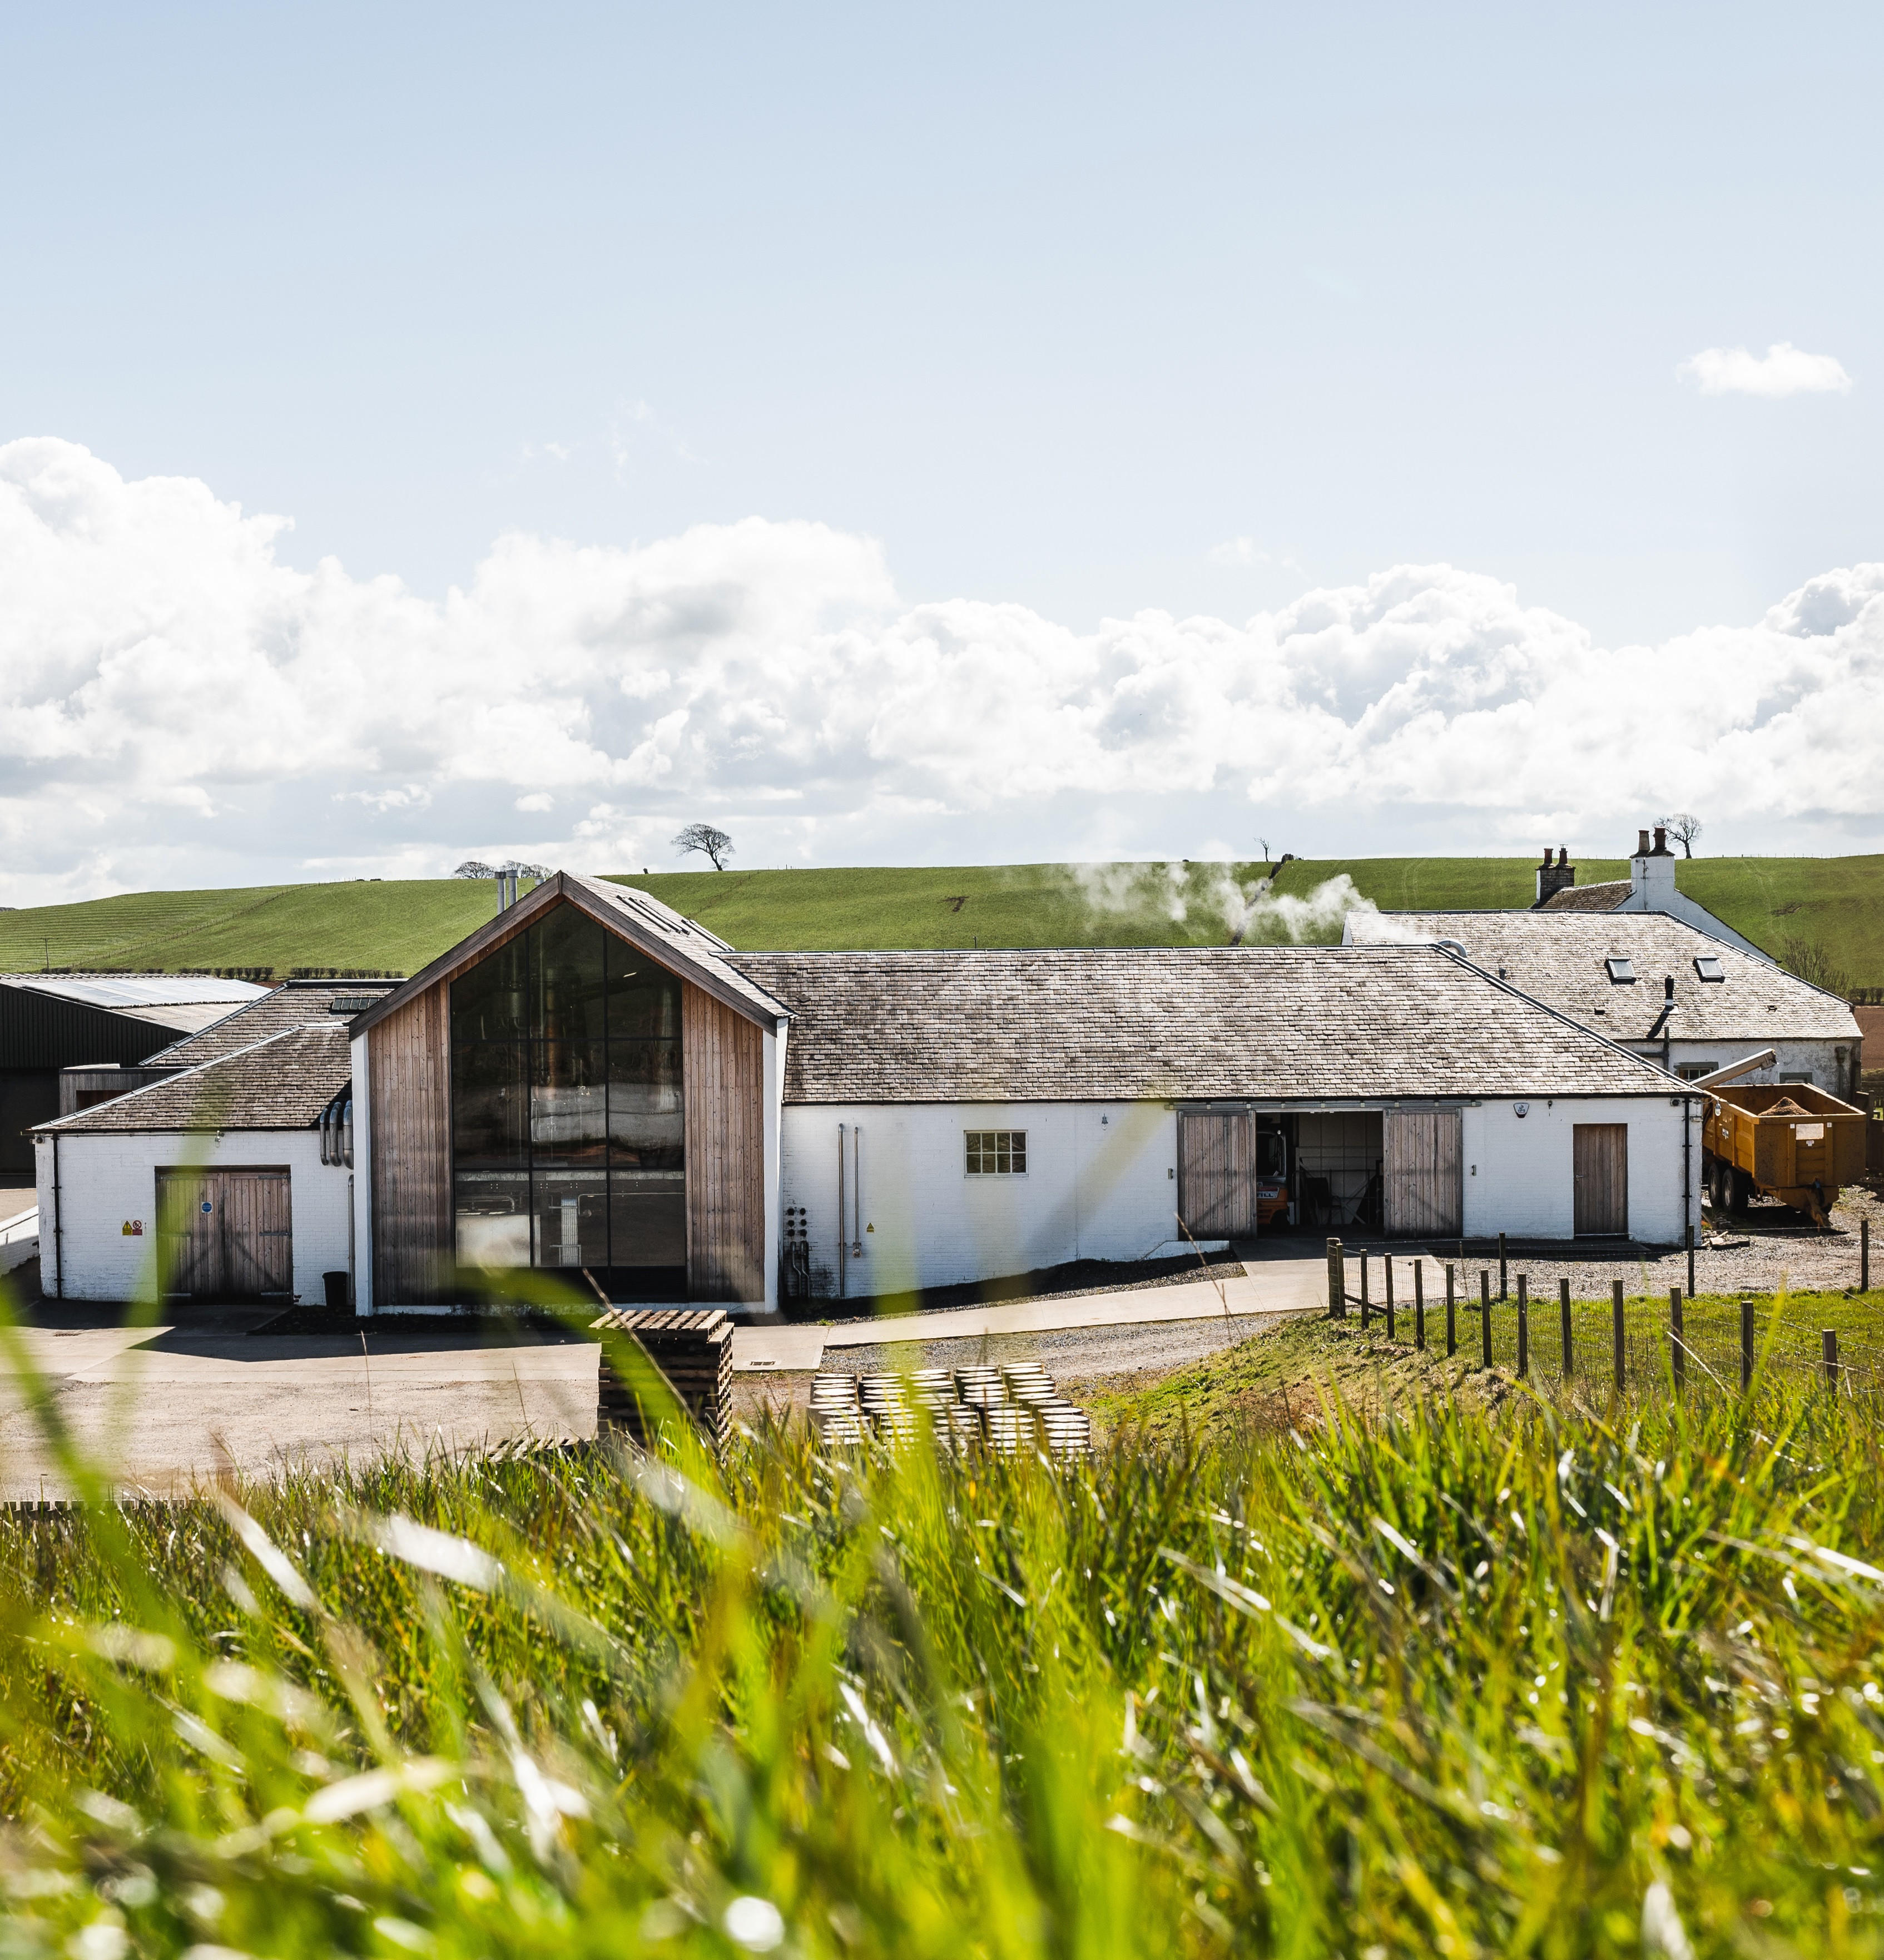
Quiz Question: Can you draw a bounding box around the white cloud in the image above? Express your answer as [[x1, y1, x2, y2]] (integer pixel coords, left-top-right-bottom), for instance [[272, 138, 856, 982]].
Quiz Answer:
[[1679, 341, 1853, 398], [2, 437, 1884, 904]]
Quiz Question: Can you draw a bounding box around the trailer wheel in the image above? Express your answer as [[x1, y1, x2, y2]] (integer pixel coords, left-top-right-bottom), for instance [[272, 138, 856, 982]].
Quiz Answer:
[[1731, 1166, 1754, 1211]]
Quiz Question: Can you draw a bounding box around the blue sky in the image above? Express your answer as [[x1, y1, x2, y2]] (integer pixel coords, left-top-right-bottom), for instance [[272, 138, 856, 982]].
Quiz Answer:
[[1, 3, 1881, 896]]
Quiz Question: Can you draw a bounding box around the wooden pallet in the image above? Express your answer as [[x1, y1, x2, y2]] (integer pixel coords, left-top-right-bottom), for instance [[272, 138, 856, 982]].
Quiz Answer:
[[591, 1308, 733, 1447]]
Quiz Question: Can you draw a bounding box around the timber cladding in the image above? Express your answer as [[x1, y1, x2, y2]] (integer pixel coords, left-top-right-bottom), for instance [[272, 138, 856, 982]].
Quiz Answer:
[[682, 981, 765, 1301], [368, 911, 768, 1306], [369, 987, 453, 1306]]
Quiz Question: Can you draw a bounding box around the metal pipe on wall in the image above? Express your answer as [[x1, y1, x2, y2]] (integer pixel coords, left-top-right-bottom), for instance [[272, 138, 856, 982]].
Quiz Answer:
[[837, 1122, 847, 1299], [50, 1134, 62, 1299], [851, 1125, 862, 1261]]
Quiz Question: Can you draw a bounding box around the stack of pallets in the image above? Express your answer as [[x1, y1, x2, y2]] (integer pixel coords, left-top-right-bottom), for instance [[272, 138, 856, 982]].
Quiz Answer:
[[591, 1308, 733, 1448]]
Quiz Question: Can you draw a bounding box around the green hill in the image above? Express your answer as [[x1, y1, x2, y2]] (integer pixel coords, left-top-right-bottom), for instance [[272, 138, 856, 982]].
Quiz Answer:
[[0, 854, 1878, 985]]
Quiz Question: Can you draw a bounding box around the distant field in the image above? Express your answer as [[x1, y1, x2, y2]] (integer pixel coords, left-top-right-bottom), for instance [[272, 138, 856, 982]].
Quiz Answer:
[[0, 852, 1878, 979]]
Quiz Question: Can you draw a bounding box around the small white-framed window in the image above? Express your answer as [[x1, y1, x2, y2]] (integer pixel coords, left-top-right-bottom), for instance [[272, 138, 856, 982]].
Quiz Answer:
[[1779, 1071, 1814, 1085], [965, 1129, 1027, 1175], [1604, 956, 1636, 983], [1693, 954, 1726, 982], [1675, 1062, 1719, 1082]]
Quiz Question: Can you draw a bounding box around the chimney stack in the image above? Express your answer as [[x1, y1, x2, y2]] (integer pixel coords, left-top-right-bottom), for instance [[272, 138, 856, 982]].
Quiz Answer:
[[1630, 824, 1678, 909], [1534, 844, 1578, 907]]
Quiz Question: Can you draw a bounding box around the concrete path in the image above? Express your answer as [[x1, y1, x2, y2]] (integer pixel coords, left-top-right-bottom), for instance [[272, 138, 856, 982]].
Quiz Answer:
[[1, 1318, 601, 1500], [1, 1249, 1337, 1496], [732, 1253, 1328, 1374]]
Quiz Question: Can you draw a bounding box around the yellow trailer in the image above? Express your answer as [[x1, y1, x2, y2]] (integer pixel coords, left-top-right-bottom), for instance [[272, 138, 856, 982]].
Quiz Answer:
[[1701, 1080, 1867, 1225]]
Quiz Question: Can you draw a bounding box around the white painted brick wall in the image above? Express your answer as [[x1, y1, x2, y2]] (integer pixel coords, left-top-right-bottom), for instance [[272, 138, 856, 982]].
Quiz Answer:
[[783, 1092, 1695, 1295], [1655, 1037, 1853, 1095], [781, 1102, 1180, 1297], [1463, 1095, 1694, 1243], [36, 1131, 353, 1304]]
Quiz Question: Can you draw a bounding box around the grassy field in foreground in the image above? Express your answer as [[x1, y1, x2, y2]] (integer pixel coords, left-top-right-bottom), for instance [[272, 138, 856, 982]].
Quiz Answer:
[[5, 1302, 1884, 1957], [0, 853, 1879, 978]]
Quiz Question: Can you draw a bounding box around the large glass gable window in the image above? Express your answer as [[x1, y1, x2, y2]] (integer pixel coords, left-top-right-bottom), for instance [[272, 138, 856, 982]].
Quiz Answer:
[[452, 906, 685, 1292]]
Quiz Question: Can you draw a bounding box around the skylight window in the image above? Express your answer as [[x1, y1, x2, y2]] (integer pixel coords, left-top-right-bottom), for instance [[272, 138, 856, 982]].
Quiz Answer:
[[1693, 954, 1726, 982], [1604, 956, 1637, 983]]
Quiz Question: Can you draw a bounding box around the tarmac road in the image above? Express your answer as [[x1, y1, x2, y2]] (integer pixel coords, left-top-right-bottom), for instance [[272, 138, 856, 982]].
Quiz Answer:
[[0, 1243, 1333, 1498]]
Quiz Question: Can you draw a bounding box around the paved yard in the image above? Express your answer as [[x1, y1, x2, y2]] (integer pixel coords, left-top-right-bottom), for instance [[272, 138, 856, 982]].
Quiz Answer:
[[1, 1303, 601, 1500]]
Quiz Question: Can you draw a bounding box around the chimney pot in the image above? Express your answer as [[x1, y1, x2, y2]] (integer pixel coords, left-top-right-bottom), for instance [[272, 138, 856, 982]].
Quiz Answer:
[[1540, 846, 1552, 865], [1653, 825, 1669, 854], [1557, 847, 1568, 867], [1664, 975, 1675, 1001], [1637, 828, 1652, 856]]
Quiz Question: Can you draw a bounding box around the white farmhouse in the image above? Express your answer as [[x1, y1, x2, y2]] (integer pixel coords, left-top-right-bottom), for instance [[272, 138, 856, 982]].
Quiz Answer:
[[1342, 910, 1861, 1098]]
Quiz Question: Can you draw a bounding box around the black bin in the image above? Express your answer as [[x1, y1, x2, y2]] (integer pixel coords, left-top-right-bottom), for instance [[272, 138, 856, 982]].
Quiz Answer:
[[322, 1270, 350, 1311]]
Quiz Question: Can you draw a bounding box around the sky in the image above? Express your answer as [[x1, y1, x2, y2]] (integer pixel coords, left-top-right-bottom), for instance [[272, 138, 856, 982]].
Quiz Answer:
[[2, 2, 1882, 902]]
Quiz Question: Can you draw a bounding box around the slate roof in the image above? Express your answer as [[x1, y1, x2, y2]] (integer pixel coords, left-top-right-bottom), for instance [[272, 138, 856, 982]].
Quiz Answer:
[[36, 1026, 350, 1134], [143, 979, 404, 1068], [1538, 880, 1631, 912], [1345, 911, 1857, 1046], [723, 944, 1673, 1103]]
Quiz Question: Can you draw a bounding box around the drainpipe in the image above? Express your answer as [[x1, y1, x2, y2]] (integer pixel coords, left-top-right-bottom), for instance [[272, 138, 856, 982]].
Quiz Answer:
[[851, 1125, 863, 1264], [837, 1122, 847, 1299], [51, 1133, 62, 1299], [1682, 1095, 1693, 1255], [346, 1171, 356, 1309]]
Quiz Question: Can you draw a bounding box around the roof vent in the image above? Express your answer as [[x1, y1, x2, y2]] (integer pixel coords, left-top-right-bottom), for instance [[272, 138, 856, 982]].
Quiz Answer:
[[1605, 956, 1637, 983]]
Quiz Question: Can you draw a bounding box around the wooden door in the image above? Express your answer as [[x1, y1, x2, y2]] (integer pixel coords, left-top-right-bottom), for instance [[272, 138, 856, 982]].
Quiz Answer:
[[1573, 1125, 1629, 1237], [1178, 1111, 1260, 1239], [1382, 1110, 1462, 1236], [156, 1170, 221, 1298], [220, 1170, 294, 1297], [156, 1167, 293, 1300]]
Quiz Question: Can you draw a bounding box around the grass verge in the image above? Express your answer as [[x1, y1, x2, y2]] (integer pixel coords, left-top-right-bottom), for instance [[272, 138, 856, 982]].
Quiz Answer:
[[6, 1280, 1884, 1954]]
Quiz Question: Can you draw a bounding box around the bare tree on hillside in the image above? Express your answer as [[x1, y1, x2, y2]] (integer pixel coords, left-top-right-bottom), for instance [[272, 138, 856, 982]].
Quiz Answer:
[[1780, 934, 1853, 999], [674, 823, 734, 870], [1658, 812, 1703, 858]]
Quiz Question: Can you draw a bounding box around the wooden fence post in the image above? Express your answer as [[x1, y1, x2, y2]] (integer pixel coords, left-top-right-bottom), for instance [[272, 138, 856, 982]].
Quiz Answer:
[[1823, 1328, 1839, 1392], [1361, 1252, 1371, 1329], [1740, 1295, 1754, 1393], [1670, 1286, 1685, 1390], [1559, 1276, 1573, 1380], [1499, 1233, 1508, 1301], [1445, 1265, 1456, 1357], [1516, 1274, 1529, 1377], [1327, 1237, 1345, 1318], [1613, 1279, 1625, 1391], [1863, 1217, 1871, 1296], [1385, 1255, 1395, 1340], [1414, 1259, 1426, 1351], [1480, 1270, 1493, 1367]]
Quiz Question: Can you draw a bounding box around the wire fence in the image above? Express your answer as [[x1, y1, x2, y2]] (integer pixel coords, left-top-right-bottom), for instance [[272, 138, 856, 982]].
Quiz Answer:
[[1341, 1260, 1884, 1403]]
